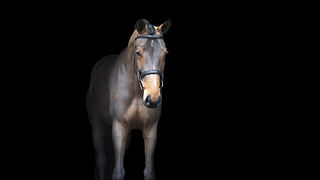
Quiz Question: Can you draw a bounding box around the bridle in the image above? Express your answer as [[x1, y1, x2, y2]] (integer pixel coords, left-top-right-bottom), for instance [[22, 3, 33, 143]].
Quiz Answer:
[[134, 35, 165, 90]]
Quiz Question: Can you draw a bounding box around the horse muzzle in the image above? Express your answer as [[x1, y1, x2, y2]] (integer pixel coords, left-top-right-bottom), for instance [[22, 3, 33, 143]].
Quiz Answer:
[[144, 95, 161, 108]]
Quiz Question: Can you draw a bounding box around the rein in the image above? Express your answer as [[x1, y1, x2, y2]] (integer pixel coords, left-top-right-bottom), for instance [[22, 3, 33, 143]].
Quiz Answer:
[[134, 35, 164, 90]]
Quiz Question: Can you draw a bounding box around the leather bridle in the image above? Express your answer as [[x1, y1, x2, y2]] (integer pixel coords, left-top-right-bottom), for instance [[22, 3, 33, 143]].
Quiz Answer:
[[134, 35, 165, 90]]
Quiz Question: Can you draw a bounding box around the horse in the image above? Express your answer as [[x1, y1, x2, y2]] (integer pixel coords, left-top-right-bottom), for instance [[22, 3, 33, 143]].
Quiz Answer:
[[86, 19, 171, 180]]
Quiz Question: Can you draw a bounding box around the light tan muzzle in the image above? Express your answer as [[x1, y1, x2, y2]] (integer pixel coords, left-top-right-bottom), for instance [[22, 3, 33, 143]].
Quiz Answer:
[[142, 74, 162, 108]]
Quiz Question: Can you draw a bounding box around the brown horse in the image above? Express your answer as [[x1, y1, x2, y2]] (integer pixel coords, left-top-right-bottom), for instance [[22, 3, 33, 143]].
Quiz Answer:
[[86, 19, 171, 180]]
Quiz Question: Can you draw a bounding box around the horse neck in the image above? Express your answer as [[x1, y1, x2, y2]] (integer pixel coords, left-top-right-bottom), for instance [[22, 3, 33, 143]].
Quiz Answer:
[[110, 30, 141, 93], [128, 30, 138, 47], [118, 29, 138, 71], [113, 45, 140, 91]]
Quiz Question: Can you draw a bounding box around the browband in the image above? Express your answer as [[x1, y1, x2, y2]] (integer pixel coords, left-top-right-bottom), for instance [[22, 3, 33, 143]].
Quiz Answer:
[[135, 35, 164, 40]]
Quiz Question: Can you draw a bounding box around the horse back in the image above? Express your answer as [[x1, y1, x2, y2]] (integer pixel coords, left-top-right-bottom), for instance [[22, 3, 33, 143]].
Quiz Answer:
[[90, 55, 117, 81]]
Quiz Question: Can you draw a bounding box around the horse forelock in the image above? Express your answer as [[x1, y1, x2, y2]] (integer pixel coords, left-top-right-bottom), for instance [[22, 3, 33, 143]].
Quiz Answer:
[[129, 20, 157, 47], [134, 19, 155, 35], [144, 20, 155, 35]]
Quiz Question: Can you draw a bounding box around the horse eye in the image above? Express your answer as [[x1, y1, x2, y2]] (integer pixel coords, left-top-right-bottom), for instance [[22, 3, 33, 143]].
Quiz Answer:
[[136, 51, 142, 57]]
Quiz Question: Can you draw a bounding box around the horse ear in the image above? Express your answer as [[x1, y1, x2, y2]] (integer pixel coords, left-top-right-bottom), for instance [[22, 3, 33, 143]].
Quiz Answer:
[[158, 19, 172, 34], [135, 18, 147, 34]]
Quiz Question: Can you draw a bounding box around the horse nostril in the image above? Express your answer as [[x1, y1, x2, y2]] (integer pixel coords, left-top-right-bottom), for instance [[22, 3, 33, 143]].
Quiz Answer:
[[144, 95, 151, 107], [144, 95, 161, 108]]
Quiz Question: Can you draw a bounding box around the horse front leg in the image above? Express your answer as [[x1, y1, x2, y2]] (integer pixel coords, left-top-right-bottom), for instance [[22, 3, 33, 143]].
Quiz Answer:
[[142, 122, 158, 180], [112, 120, 129, 180]]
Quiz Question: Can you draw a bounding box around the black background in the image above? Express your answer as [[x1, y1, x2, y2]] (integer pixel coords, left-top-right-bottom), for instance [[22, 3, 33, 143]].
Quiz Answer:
[[5, 2, 276, 180]]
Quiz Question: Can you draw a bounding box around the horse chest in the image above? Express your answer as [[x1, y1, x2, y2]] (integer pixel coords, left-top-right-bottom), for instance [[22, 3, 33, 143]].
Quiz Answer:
[[120, 98, 159, 129]]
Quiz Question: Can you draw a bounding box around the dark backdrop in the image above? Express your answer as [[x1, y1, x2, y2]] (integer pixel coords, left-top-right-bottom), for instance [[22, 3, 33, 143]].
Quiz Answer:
[[8, 3, 273, 180]]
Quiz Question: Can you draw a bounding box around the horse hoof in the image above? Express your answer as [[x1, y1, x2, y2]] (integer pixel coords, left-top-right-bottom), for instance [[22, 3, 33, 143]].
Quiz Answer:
[[144, 175, 156, 180], [145, 178, 156, 180], [112, 176, 124, 180], [112, 170, 125, 180]]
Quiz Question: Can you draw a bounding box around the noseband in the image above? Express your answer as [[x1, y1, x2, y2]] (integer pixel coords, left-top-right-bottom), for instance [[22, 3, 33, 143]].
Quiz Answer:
[[134, 35, 164, 90]]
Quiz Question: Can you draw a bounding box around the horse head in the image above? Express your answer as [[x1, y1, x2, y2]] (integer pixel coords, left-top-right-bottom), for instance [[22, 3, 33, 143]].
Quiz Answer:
[[133, 19, 171, 108]]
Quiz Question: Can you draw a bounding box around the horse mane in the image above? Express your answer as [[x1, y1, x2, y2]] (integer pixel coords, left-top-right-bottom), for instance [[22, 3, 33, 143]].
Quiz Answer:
[[134, 19, 155, 35], [143, 19, 155, 35], [128, 19, 155, 47], [128, 30, 138, 47]]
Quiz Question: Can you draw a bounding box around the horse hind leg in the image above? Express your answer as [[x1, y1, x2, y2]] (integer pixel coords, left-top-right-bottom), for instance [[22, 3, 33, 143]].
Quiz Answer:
[[125, 131, 131, 150], [91, 116, 114, 180]]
